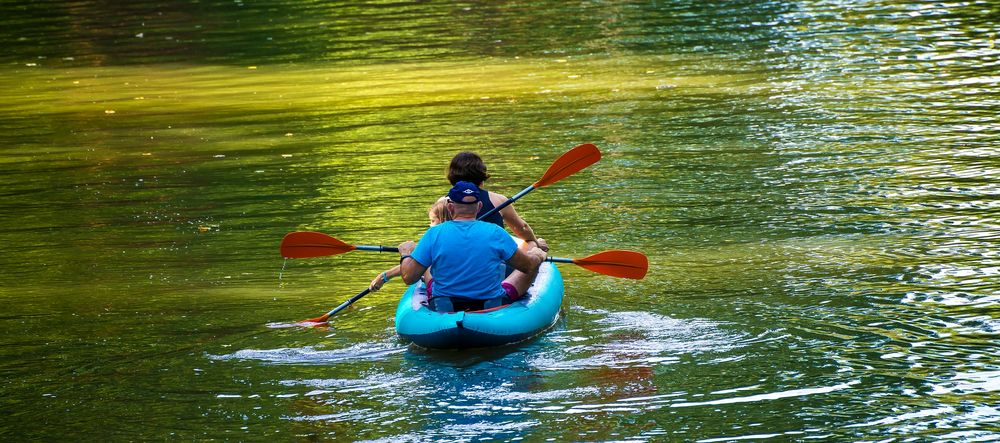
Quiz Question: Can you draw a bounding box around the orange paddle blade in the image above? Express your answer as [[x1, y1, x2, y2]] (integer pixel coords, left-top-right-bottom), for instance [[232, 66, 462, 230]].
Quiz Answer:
[[533, 143, 601, 188], [280, 232, 357, 258], [573, 250, 648, 280], [299, 314, 330, 324]]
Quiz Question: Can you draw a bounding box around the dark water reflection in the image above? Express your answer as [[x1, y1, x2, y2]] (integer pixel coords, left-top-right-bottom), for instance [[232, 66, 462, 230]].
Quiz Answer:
[[2, 0, 999, 441]]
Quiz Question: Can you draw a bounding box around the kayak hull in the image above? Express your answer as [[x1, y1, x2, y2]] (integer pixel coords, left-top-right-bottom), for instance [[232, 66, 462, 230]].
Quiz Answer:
[[394, 262, 564, 349]]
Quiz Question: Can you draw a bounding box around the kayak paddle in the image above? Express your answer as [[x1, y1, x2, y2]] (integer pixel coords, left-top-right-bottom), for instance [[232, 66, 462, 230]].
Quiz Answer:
[[293, 241, 646, 324], [477, 143, 600, 221], [288, 142, 605, 323], [284, 232, 646, 280], [281, 231, 398, 259], [282, 143, 600, 259]]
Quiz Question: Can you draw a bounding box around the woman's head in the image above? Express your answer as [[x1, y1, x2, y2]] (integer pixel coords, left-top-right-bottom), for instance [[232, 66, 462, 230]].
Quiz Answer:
[[428, 196, 451, 226], [447, 152, 489, 186]]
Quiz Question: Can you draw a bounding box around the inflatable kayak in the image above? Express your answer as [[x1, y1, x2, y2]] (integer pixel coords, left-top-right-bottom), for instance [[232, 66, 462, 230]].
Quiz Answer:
[[394, 261, 564, 349]]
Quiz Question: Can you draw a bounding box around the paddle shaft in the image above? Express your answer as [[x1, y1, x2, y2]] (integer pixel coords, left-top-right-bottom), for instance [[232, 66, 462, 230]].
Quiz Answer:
[[476, 184, 535, 222], [368, 241, 585, 268], [476, 143, 599, 223], [324, 288, 372, 318], [356, 245, 398, 253]]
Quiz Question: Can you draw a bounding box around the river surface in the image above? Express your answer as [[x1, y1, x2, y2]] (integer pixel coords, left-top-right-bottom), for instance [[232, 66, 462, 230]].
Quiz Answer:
[[2, 0, 999, 441]]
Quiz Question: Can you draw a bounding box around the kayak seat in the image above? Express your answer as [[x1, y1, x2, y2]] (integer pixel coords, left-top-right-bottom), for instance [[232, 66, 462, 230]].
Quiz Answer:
[[429, 295, 512, 313]]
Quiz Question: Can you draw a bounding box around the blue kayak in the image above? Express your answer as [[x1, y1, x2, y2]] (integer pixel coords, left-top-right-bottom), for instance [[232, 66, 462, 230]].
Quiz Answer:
[[394, 261, 564, 349]]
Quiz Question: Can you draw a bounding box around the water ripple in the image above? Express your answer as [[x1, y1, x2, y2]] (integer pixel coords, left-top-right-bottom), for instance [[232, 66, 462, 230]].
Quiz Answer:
[[530, 308, 758, 370], [209, 343, 406, 365]]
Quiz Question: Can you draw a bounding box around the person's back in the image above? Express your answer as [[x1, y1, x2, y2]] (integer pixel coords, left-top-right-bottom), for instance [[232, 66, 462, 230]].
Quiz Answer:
[[412, 219, 515, 300], [474, 188, 504, 227], [398, 181, 548, 313]]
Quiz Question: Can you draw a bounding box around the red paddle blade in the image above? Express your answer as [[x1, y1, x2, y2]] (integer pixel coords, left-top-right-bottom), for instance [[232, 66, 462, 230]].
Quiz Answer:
[[573, 250, 648, 280], [533, 143, 601, 188], [280, 232, 357, 258], [299, 314, 330, 324]]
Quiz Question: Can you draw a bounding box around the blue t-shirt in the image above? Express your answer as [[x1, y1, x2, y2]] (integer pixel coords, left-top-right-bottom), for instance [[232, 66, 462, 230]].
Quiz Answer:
[[411, 220, 518, 300]]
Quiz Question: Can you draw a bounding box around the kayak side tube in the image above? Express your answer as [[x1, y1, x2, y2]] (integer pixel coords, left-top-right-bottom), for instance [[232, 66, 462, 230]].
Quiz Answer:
[[394, 261, 564, 349]]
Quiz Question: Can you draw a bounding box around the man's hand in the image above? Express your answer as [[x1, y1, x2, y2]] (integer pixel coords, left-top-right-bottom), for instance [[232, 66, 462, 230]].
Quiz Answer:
[[535, 238, 549, 253], [528, 246, 547, 267], [521, 238, 549, 253], [397, 241, 425, 285]]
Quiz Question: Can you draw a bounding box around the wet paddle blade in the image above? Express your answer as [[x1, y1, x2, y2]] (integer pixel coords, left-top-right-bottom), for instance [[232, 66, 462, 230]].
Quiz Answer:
[[280, 231, 357, 258], [533, 143, 601, 188], [573, 250, 649, 280], [299, 314, 330, 325]]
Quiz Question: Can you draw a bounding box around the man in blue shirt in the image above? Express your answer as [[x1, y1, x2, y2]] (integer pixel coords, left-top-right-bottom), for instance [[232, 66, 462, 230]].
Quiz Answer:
[[397, 181, 548, 312]]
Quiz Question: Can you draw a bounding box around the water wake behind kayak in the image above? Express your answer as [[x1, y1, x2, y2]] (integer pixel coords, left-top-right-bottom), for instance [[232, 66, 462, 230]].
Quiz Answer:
[[209, 343, 405, 364]]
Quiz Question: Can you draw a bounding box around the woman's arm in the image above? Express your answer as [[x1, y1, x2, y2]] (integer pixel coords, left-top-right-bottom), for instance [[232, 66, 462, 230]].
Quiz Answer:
[[490, 191, 538, 244], [369, 265, 401, 291]]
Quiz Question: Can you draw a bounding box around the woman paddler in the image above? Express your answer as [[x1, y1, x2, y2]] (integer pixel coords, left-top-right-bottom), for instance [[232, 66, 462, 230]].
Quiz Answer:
[[446, 152, 547, 253]]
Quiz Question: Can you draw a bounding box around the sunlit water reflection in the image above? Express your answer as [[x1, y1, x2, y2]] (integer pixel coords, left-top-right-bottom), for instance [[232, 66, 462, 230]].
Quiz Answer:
[[1, 0, 999, 440]]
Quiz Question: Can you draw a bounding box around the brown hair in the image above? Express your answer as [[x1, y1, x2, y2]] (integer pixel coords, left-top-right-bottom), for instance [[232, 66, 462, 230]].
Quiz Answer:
[[447, 151, 489, 186]]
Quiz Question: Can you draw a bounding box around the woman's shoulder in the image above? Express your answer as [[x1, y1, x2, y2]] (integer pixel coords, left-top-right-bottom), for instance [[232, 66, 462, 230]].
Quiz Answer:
[[487, 190, 508, 205]]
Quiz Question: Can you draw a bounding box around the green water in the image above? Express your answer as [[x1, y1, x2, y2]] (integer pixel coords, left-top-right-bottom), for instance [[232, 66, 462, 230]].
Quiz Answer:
[[2, 0, 999, 440]]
